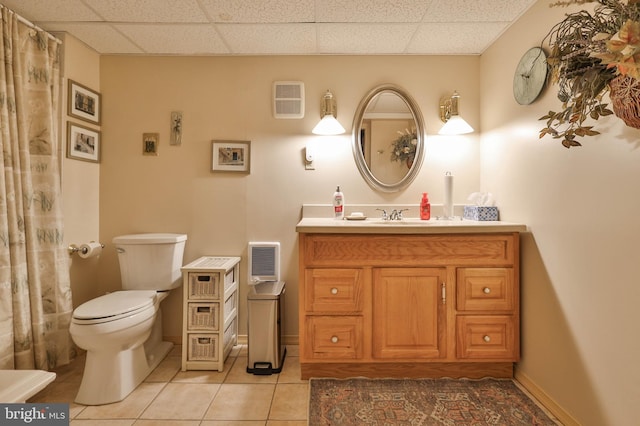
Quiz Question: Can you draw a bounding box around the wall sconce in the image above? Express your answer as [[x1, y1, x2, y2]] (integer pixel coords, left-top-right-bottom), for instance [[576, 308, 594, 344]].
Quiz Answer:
[[438, 91, 474, 135], [312, 90, 345, 135]]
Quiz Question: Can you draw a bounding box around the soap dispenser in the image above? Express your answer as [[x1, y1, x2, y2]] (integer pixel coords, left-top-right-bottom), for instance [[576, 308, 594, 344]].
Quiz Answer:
[[420, 192, 431, 220], [333, 186, 344, 219]]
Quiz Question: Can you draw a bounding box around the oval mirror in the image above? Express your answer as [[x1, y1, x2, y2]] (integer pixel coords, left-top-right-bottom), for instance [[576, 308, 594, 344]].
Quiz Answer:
[[352, 84, 425, 192]]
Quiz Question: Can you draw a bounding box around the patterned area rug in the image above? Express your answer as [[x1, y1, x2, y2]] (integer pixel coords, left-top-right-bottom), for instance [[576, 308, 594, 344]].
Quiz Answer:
[[308, 378, 558, 425]]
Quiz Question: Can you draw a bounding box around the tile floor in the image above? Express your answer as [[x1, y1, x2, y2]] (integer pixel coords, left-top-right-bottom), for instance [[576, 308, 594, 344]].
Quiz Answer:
[[29, 344, 308, 425]]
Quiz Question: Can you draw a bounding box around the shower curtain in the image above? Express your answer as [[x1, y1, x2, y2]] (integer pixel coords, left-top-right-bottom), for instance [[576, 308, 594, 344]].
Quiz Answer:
[[0, 8, 73, 370]]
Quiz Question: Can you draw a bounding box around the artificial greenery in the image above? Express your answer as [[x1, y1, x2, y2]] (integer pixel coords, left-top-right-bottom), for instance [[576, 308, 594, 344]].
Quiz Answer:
[[390, 128, 417, 165], [539, 0, 640, 148]]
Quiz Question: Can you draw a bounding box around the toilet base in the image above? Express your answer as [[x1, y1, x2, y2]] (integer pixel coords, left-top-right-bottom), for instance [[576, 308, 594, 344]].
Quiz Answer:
[[74, 340, 173, 405]]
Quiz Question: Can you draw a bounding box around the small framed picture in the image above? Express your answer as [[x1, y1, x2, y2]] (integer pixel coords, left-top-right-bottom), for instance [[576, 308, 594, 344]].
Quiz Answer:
[[143, 133, 159, 156], [68, 79, 101, 125], [211, 140, 250, 173], [67, 121, 100, 163]]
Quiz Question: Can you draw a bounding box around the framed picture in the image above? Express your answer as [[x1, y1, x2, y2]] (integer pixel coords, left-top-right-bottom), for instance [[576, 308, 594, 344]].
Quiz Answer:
[[67, 121, 100, 163], [68, 80, 101, 125], [143, 133, 159, 156], [211, 140, 250, 173]]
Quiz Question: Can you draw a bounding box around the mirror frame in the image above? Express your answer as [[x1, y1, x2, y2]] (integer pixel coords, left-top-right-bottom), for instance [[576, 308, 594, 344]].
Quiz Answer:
[[351, 84, 425, 193]]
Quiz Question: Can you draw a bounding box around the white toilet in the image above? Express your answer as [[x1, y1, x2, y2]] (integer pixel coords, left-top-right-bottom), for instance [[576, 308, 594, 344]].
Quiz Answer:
[[70, 233, 187, 405]]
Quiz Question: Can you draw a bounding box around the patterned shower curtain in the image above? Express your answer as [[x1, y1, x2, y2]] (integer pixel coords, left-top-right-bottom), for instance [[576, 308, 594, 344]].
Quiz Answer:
[[0, 8, 73, 370]]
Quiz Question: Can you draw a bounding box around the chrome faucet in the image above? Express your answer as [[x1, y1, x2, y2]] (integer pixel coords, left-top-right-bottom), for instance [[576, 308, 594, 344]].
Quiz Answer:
[[377, 208, 408, 221]]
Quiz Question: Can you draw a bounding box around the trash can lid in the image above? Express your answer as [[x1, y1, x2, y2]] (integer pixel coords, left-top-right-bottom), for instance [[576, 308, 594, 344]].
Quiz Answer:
[[248, 281, 285, 299]]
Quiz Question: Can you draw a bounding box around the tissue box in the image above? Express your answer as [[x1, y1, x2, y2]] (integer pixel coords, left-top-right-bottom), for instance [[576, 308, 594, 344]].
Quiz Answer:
[[463, 206, 499, 221]]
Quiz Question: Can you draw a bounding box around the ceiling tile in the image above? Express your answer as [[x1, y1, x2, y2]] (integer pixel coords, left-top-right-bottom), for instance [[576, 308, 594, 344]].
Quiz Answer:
[[424, 0, 535, 23], [407, 22, 509, 55], [42, 23, 144, 54], [1, 0, 538, 55], [200, 0, 315, 23], [317, 23, 418, 54], [114, 24, 229, 54], [217, 24, 316, 54], [84, 0, 209, 23], [317, 0, 431, 23], [0, 0, 101, 21]]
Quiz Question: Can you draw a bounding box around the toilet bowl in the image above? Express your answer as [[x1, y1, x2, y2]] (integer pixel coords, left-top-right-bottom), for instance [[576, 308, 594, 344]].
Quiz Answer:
[[69, 233, 187, 405], [70, 291, 167, 405]]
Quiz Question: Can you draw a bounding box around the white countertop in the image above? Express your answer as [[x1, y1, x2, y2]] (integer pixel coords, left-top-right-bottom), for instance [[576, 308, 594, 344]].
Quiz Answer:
[[296, 217, 527, 234]]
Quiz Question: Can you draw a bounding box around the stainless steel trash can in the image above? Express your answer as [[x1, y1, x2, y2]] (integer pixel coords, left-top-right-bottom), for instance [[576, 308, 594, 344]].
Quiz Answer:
[[246, 281, 286, 375]]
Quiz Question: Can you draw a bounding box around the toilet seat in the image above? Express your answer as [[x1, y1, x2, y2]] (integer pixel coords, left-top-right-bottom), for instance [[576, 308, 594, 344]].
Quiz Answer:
[[72, 291, 157, 325]]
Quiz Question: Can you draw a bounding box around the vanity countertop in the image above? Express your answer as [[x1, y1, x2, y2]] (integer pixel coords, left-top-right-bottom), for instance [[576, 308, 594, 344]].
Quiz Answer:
[[296, 217, 527, 234]]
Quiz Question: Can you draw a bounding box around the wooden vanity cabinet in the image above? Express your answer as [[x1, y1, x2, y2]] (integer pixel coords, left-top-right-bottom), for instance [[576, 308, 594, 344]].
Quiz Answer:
[[298, 232, 520, 379]]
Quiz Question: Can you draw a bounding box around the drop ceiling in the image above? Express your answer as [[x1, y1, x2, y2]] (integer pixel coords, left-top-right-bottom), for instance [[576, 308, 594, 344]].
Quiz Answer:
[[2, 0, 537, 55]]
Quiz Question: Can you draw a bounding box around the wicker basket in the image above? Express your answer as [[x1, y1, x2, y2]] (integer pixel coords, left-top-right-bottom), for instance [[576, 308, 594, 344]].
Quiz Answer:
[[609, 75, 640, 129]]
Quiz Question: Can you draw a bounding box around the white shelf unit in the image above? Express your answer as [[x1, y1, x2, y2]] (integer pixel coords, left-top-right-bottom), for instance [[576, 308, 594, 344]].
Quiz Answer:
[[181, 256, 241, 371]]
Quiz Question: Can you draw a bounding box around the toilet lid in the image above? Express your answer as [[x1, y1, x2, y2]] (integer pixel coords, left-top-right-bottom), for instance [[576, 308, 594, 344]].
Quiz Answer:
[[73, 290, 157, 322]]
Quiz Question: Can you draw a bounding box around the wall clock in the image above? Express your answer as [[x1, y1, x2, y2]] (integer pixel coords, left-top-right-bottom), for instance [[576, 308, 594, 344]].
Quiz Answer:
[[513, 47, 548, 105]]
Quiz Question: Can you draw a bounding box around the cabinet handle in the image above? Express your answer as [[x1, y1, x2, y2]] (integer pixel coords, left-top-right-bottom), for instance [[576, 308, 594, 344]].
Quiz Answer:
[[441, 282, 446, 304], [331, 336, 339, 343], [483, 335, 491, 343], [483, 287, 491, 294], [331, 288, 338, 295]]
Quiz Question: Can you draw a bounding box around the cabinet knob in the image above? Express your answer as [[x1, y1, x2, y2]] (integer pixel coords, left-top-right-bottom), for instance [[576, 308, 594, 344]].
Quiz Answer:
[[483, 335, 491, 343], [483, 287, 491, 294], [331, 336, 339, 343], [331, 288, 338, 295]]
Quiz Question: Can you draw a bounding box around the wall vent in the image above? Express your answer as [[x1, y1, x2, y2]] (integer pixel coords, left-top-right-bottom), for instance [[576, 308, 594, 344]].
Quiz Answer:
[[273, 81, 304, 119]]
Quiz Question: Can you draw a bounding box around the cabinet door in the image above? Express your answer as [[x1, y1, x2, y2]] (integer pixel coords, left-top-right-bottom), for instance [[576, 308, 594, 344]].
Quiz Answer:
[[372, 268, 446, 359]]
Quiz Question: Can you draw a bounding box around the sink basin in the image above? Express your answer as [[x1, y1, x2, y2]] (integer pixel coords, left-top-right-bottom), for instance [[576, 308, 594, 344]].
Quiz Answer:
[[372, 218, 446, 225]]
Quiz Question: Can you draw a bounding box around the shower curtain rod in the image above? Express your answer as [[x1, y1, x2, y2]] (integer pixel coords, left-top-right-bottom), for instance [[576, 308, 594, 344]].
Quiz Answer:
[[0, 5, 62, 44]]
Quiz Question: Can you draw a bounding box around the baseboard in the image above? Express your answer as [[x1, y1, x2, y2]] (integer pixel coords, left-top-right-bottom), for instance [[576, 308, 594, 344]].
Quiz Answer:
[[167, 335, 299, 346], [165, 335, 181, 345], [514, 369, 580, 426], [237, 334, 299, 346]]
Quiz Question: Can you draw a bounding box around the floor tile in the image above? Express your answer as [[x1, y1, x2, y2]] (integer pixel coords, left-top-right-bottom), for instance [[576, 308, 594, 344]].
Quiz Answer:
[[276, 356, 306, 384], [77, 382, 165, 419], [203, 383, 275, 421], [145, 355, 181, 382], [133, 421, 200, 425], [268, 383, 308, 421], [226, 356, 278, 384], [140, 383, 220, 420], [71, 421, 134, 425]]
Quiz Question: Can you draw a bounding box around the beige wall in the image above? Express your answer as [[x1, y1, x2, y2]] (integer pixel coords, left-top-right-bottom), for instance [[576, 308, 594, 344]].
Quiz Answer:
[[60, 34, 102, 309], [59, 1, 640, 423], [481, 1, 639, 425], [96, 55, 481, 348]]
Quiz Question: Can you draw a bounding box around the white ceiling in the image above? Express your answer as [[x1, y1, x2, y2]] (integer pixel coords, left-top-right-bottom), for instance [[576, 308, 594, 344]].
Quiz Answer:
[[3, 0, 537, 55]]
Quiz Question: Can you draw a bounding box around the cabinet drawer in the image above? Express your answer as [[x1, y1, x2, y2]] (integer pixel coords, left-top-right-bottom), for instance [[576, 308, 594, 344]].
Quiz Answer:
[[456, 316, 516, 360], [305, 269, 363, 313], [187, 273, 220, 300], [187, 302, 220, 330], [305, 316, 363, 360], [186, 333, 219, 361], [457, 268, 515, 312], [303, 234, 516, 266]]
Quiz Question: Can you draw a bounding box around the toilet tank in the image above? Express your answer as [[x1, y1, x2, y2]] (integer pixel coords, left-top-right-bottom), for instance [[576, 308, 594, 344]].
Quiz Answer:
[[113, 233, 187, 291]]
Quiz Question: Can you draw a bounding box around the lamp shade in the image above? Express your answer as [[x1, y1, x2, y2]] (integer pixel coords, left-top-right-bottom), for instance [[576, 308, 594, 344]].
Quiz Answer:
[[312, 115, 346, 135], [438, 115, 474, 135]]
